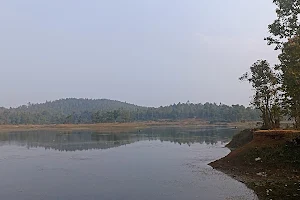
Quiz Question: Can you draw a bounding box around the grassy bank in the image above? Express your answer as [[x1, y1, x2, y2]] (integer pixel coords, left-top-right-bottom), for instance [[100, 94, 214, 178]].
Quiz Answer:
[[0, 119, 256, 133], [0, 123, 147, 133], [210, 129, 300, 200]]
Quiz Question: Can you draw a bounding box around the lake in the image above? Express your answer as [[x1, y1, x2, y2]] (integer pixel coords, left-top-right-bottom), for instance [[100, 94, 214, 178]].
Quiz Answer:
[[0, 127, 258, 200]]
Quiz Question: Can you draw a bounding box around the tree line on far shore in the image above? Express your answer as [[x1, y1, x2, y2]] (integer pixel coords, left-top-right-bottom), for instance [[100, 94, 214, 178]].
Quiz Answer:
[[240, 0, 300, 129], [0, 98, 260, 125]]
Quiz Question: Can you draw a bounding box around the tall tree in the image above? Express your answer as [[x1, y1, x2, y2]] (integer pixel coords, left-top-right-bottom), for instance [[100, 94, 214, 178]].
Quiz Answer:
[[278, 36, 300, 128], [267, 0, 300, 129], [240, 60, 281, 129], [266, 0, 300, 50]]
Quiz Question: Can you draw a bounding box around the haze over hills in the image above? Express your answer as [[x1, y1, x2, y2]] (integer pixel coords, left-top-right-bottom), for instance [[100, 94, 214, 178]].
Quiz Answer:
[[0, 98, 261, 125], [14, 98, 142, 115]]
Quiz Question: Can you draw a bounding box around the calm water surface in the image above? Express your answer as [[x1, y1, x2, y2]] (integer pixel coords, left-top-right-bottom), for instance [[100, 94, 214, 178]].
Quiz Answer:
[[0, 127, 257, 200]]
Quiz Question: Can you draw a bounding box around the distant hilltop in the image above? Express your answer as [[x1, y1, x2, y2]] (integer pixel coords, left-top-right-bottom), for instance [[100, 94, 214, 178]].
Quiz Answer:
[[0, 98, 261, 125], [13, 98, 142, 115]]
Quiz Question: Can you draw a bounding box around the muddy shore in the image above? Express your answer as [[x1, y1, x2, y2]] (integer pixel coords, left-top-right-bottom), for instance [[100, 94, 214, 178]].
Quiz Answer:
[[210, 129, 300, 200]]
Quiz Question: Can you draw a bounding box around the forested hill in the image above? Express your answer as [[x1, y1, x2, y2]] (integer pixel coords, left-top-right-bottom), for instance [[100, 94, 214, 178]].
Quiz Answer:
[[14, 98, 142, 115], [0, 99, 261, 125]]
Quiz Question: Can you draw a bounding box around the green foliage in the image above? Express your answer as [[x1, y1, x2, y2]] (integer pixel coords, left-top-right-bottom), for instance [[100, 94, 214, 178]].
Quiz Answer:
[[240, 60, 281, 129], [266, 0, 300, 49], [21, 98, 140, 115], [0, 99, 261, 125], [131, 103, 260, 122], [278, 36, 300, 128], [0, 98, 141, 125], [265, 0, 300, 129]]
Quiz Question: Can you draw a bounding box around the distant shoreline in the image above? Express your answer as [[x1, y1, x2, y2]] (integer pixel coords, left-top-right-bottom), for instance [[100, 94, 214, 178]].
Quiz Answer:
[[0, 120, 256, 133]]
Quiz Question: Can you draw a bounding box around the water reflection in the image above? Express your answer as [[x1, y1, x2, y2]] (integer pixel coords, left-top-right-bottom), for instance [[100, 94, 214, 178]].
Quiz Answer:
[[0, 127, 257, 200], [0, 127, 238, 151]]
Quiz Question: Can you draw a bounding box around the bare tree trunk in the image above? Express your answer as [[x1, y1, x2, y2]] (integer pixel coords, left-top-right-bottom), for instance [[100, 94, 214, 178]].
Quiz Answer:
[[295, 116, 300, 130]]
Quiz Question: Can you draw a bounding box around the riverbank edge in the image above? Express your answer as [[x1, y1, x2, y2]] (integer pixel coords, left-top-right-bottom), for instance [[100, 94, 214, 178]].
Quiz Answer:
[[0, 120, 255, 133], [209, 129, 300, 200]]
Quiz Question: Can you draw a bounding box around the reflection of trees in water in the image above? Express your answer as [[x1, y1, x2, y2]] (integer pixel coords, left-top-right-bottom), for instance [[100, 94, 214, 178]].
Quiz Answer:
[[142, 127, 238, 146], [0, 131, 142, 152], [0, 127, 238, 151]]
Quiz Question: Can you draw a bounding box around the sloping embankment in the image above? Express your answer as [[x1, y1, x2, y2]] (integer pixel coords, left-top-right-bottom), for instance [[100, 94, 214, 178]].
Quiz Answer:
[[210, 130, 300, 200], [225, 128, 255, 149]]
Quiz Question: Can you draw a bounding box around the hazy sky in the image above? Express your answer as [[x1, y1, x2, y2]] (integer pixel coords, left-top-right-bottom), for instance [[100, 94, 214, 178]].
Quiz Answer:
[[0, 0, 278, 108]]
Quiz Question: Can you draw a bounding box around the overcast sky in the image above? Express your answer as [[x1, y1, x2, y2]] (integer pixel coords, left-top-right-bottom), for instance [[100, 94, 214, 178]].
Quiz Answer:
[[0, 0, 278, 108]]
